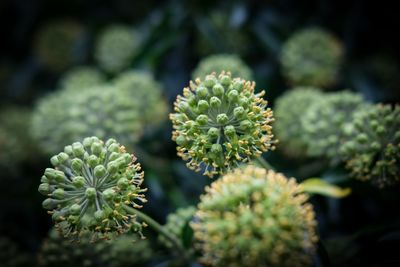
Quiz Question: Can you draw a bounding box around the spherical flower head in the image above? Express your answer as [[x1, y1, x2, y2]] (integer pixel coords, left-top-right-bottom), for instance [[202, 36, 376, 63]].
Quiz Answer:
[[59, 66, 105, 91], [0, 106, 37, 175], [38, 137, 147, 238], [195, 11, 248, 56], [34, 20, 84, 71], [274, 87, 324, 157], [192, 54, 253, 81], [39, 228, 152, 267], [340, 104, 400, 188], [191, 165, 318, 267], [301, 91, 368, 159], [31, 85, 142, 155], [280, 28, 343, 88], [113, 70, 168, 128], [170, 71, 276, 177], [95, 25, 139, 74], [159, 206, 196, 249]]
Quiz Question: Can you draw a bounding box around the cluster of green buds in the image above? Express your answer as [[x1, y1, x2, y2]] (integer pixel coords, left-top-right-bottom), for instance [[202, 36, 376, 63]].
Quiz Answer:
[[192, 54, 253, 81], [170, 71, 275, 177], [95, 25, 139, 74], [340, 104, 400, 187], [301, 91, 367, 159], [280, 28, 343, 88], [59, 66, 105, 91], [31, 85, 142, 155], [34, 20, 84, 71], [38, 137, 147, 239], [159, 206, 196, 249], [191, 165, 318, 267], [274, 87, 323, 157], [39, 228, 153, 267], [113, 70, 168, 128]]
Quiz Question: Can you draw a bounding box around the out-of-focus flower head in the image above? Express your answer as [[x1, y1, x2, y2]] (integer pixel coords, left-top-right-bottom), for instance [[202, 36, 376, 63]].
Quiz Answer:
[[280, 28, 344, 88], [192, 54, 253, 81], [59, 66, 105, 91], [274, 87, 324, 157]]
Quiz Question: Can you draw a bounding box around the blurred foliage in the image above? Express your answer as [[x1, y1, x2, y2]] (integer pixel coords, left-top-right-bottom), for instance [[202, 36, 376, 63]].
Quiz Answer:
[[0, 0, 400, 266]]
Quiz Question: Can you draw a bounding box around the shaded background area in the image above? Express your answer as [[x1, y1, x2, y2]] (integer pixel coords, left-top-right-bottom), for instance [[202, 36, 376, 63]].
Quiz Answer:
[[0, 0, 399, 266]]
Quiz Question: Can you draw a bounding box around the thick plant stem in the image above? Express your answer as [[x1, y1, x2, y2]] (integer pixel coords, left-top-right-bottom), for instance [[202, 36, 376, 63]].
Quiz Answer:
[[123, 205, 190, 261], [255, 156, 275, 170]]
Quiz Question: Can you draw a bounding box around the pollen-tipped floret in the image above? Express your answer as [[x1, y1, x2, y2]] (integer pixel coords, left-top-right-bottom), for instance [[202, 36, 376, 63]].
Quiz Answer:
[[274, 87, 324, 157], [38, 137, 147, 239], [159, 206, 196, 249], [280, 28, 343, 88], [191, 165, 318, 267], [34, 20, 84, 71], [170, 71, 275, 177], [113, 70, 168, 128], [95, 25, 139, 74], [59, 66, 105, 90], [192, 54, 253, 81], [340, 104, 400, 188], [301, 91, 368, 159], [31, 85, 142, 155]]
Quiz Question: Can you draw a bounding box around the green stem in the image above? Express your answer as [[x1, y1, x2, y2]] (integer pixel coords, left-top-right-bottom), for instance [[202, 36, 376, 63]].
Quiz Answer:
[[123, 205, 190, 261], [254, 156, 275, 170]]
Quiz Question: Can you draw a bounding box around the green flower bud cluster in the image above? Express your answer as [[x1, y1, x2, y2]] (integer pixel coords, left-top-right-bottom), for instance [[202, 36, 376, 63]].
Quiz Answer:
[[192, 54, 253, 81], [34, 20, 84, 71], [95, 25, 139, 74], [301, 91, 368, 159], [39, 229, 153, 267], [280, 28, 343, 88], [340, 104, 400, 187], [191, 165, 318, 267], [31, 85, 142, 155], [113, 70, 168, 127], [159, 206, 196, 249], [170, 71, 275, 177], [0, 237, 31, 267], [0, 106, 37, 174], [59, 66, 105, 91], [274, 87, 324, 157], [38, 137, 147, 238]]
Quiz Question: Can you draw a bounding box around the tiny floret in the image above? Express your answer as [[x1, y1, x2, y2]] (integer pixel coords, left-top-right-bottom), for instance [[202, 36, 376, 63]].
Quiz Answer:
[[170, 71, 275, 177]]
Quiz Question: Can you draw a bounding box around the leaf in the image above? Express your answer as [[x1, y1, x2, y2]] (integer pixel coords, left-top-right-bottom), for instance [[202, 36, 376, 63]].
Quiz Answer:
[[300, 178, 351, 198]]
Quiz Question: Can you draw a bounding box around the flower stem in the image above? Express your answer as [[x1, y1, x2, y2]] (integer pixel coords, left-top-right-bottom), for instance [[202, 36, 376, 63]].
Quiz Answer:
[[123, 205, 190, 261], [254, 156, 275, 170]]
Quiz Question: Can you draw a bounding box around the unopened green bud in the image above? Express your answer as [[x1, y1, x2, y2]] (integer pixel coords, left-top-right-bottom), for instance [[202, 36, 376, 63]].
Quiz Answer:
[[72, 176, 85, 188], [94, 165, 106, 179], [198, 100, 209, 112], [196, 114, 209, 125], [38, 183, 51, 195], [52, 188, 65, 199], [216, 113, 229, 125], [196, 86, 208, 98], [117, 178, 129, 189], [85, 187, 96, 199], [210, 96, 221, 108], [212, 84, 224, 96], [72, 142, 85, 157], [233, 106, 245, 119], [69, 204, 81, 215], [71, 158, 83, 172]]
